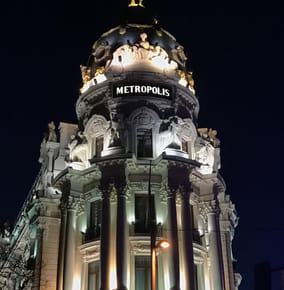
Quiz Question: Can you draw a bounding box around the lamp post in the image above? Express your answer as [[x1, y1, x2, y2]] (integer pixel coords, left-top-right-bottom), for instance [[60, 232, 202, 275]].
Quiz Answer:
[[151, 240, 171, 290], [148, 160, 170, 290]]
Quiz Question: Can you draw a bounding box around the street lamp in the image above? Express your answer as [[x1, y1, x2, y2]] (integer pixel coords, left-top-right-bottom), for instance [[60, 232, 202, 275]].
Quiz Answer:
[[148, 160, 170, 290], [151, 239, 171, 290]]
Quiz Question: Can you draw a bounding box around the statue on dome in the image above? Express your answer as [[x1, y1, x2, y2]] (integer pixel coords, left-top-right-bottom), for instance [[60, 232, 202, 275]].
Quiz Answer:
[[171, 45, 187, 68], [136, 33, 154, 59], [80, 65, 91, 84], [128, 0, 144, 7], [177, 70, 196, 94], [94, 66, 105, 76], [92, 41, 112, 67], [186, 71, 195, 94]]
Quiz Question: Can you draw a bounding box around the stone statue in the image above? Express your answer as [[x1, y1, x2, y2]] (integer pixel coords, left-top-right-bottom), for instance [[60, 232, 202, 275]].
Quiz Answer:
[[92, 41, 112, 66], [186, 71, 195, 94], [47, 121, 57, 142], [197, 127, 219, 147], [195, 127, 221, 174], [109, 127, 122, 147], [171, 45, 187, 68], [159, 118, 181, 150]]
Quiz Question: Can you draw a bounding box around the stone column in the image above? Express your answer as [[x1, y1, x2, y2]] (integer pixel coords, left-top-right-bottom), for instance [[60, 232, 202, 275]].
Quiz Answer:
[[167, 187, 180, 290], [80, 258, 88, 290], [179, 188, 195, 290], [100, 186, 112, 290], [57, 203, 67, 290], [206, 202, 224, 290], [219, 196, 239, 290], [115, 184, 128, 290], [63, 197, 79, 290], [220, 221, 235, 290]]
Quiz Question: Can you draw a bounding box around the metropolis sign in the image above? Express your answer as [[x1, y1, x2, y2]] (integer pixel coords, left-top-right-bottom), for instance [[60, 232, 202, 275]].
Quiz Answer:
[[113, 83, 173, 99]]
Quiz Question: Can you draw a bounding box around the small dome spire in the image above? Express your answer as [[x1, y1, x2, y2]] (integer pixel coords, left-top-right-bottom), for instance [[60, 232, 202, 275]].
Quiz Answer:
[[123, 0, 157, 25]]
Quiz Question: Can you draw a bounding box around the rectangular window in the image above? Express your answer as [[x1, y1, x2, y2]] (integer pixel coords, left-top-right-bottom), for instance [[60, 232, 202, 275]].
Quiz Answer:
[[88, 261, 100, 290], [85, 200, 102, 241], [135, 195, 155, 234], [135, 256, 151, 290], [96, 135, 104, 157], [137, 129, 153, 158]]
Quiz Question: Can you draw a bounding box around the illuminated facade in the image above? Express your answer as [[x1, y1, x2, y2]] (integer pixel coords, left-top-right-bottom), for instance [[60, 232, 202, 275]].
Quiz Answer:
[[0, 3, 241, 290]]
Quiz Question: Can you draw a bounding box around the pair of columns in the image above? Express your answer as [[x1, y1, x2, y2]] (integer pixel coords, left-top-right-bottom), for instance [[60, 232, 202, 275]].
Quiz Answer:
[[100, 184, 128, 290], [167, 186, 195, 290], [99, 184, 196, 290]]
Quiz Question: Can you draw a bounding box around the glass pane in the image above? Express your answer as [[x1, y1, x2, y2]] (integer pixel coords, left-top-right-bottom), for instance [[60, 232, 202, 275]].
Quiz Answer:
[[88, 261, 100, 290], [96, 136, 104, 157], [135, 195, 155, 234], [136, 268, 146, 290], [137, 129, 152, 157], [135, 256, 151, 290], [88, 200, 102, 239]]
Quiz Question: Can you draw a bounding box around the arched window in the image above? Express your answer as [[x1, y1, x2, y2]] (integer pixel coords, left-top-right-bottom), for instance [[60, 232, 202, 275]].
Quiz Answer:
[[128, 107, 160, 159]]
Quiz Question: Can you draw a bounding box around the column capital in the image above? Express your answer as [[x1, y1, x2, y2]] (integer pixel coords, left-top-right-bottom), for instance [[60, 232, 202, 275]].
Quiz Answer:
[[199, 200, 220, 220], [167, 185, 177, 199], [176, 185, 190, 201], [114, 183, 130, 199], [64, 196, 85, 214]]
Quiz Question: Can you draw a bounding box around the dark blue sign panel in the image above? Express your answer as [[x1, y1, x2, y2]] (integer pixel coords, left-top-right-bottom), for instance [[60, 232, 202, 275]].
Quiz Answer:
[[113, 83, 173, 99]]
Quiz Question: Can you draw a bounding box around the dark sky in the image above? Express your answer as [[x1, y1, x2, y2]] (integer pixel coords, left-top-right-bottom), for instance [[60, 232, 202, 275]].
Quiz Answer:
[[0, 0, 283, 289]]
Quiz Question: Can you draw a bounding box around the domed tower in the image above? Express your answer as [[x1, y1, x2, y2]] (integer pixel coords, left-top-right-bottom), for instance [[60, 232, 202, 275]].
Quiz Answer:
[[56, 3, 240, 290], [0, 2, 241, 290]]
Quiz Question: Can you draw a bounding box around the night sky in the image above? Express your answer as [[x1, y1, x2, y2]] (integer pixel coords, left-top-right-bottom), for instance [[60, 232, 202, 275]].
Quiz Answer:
[[0, 0, 283, 289]]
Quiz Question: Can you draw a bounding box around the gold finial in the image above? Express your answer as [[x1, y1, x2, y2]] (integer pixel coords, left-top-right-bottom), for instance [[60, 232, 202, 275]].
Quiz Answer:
[[128, 0, 145, 8]]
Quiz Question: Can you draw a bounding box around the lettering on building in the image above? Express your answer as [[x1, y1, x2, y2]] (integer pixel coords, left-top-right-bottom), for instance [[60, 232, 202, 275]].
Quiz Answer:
[[113, 84, 172, 99]]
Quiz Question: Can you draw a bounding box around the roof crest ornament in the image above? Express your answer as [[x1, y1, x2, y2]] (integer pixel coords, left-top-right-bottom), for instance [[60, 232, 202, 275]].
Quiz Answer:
[[128, 0, 145, 7]]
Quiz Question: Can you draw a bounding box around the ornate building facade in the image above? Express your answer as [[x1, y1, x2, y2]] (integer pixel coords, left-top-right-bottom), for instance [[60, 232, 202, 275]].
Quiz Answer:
[[0, 3, 241, 290]]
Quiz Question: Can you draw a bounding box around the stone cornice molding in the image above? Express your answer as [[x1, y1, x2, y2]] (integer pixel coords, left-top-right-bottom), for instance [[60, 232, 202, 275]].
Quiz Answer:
[[190, 191, 199, 204], [129, 106, 160, 128], [130, 240, 150, 255], [84, 188, 101, 201], [79, 241, 100, 262]]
